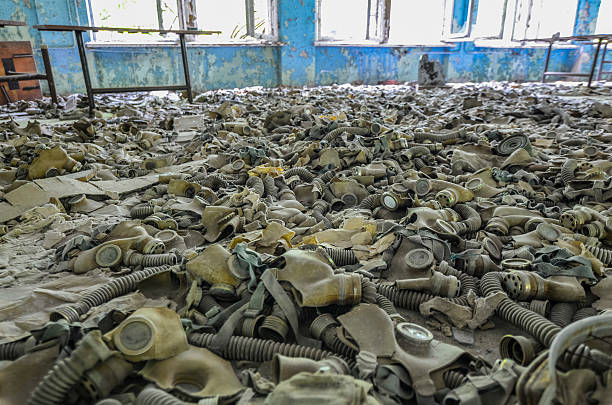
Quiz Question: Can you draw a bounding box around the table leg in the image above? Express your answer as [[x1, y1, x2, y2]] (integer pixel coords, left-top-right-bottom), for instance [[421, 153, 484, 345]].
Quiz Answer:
[[0, 85, 11, 104], [40, 44, 58, 105], [597, 41, 608, 81], [74, 30, 95, 114], [588, 38, 602, 88], [179, 33, 193, 103], [542, 42, 553, 83]]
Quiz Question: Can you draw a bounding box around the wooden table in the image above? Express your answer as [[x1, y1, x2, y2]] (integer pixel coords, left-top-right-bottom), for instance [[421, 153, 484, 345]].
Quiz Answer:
[[34, 25, 221, 113]]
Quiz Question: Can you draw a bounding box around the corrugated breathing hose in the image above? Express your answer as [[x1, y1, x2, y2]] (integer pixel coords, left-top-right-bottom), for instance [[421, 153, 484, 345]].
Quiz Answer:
[[480, 272, 561, 347], [0, 339, 27, 361], [323, 126, 369, 143], [402, 145, 431, 159], [323, 247, 359, 266], [311, 210, 333, 229], [313, 178, 336, 202], [284, 167, 315, 183], [405, 143, 440, 153], [310, 313, 358, 359], [127, 168, 149, 178], [124, 251, 177, 267], [246, 175, 265, 196], [585, 244, 612, 265], [572, 307, 598, 322], [453, 204, 482, 234], [358, 193, 382, 210], [28, 331, 112, 405], [560, 159, 578, 185], [188, 332, 343, 363], [376, 284, 434, 311], [377, 274, 475, 311], [317, 170, 337, 183], [191, 173, 227, 190], [413, 132, 462, 143], [361, 279, 377, 303], [438, 262, 479, 296], [136, 386, 185, 405], [262, 175, 279, 198], [197, 290, 222, 316], [413, 158, 426, 170], [130, 204, 155, 219], [50, 265, 172, 323], [558, 344, 612, 373], [451, 159, 476, 175], [376, 293, 401, 319], [550, 303, 577, 328], [443, 370, 468, 389], [311, 201, 334, 229]]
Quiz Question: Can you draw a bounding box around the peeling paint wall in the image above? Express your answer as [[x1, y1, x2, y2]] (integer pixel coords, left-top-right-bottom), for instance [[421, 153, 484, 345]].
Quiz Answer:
[[278, 0, 315, 86], [88, 46, 278, 91], [316, 44, 575, 85], [0, 0, 279, 93], [0, 0, 605, 94]]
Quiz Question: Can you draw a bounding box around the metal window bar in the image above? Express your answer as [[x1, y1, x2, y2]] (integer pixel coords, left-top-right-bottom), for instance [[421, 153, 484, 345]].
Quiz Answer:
[[178, 0, 197, 41], [365, 0, 372, 40], [246, 0, 255, 37], [157, 0, 165, 32]]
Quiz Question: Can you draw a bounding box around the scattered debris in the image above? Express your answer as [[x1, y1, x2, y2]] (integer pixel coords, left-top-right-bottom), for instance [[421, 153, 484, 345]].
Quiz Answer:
[[0, 82, 611, 404]]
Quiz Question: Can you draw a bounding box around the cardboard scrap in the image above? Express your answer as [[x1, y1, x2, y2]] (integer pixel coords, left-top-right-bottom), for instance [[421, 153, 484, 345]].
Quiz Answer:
[[420, 291, 506, 330]]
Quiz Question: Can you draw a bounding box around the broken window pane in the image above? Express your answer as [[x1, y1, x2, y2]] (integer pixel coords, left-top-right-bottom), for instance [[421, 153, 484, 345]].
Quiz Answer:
[[89, 0, 180, 42], [319, 0, 369, 41], [388, 0, 445, 44]]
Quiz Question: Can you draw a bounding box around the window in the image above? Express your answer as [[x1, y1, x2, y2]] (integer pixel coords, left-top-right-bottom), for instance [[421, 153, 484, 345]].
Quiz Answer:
[[471, 0, 509, 39], [316, 0, 577, 46], [513, 0, 579, 40], [87, 0, 276, 43], [195, 0, 274, 42], [443, 0, 474, 39], [317, 0, 386, 43], [596, 0, 612, 34], [388, 0, 445, 45], [88, 0, 181, 42], [441, 0, 579, 44]]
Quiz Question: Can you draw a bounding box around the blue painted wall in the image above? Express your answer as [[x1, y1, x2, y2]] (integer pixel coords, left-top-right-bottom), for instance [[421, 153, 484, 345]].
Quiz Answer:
[[0, 0, 604, 95]]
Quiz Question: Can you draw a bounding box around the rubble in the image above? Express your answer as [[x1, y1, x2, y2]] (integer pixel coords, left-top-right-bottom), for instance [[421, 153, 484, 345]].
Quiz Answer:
[[1, 81, 612, 404]]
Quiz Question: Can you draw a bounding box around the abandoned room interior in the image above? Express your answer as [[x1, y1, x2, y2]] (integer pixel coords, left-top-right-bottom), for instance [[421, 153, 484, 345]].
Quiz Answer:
[[2, 0, 612, 404]]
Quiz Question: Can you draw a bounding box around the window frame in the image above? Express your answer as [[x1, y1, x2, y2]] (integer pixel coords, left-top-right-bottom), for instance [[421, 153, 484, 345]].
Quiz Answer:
[[315, 0, 462, 47], [442, 0, 475, 40], [316, 0, 389, 44], [470, 0, 510, 40], [314, 0, 580, 48], [456, 0, 580, 47], [86, 0, 279, 45]]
